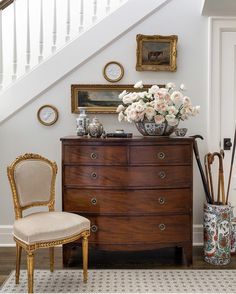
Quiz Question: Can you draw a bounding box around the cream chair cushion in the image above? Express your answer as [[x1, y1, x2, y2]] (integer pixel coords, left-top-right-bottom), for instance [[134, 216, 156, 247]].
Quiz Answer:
[[14, 160, 53, 207], [13, 211, 90, 244]]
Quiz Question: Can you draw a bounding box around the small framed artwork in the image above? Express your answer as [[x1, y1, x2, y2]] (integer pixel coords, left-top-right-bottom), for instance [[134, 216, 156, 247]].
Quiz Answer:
[[136, 34, 178, 72], [103, 61, 124, 83], [71, 84, 153, 114], [37, 105, 59, 126]]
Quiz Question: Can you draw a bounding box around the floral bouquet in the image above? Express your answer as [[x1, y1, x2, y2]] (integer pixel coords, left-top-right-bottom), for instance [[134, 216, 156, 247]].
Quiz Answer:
[[117, 81, 200, 125]]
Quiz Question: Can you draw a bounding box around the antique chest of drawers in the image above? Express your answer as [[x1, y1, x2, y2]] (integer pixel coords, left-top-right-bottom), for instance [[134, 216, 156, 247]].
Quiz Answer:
[[61, 136, 193, 265]]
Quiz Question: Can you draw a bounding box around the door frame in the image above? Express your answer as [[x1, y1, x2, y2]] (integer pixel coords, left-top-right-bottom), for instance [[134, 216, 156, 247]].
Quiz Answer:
[[208, 17, 236, 150]]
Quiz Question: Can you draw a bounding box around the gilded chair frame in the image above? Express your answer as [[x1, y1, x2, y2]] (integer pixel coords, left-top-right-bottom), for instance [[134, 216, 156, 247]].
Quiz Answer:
[[7, 153, 90, 293]]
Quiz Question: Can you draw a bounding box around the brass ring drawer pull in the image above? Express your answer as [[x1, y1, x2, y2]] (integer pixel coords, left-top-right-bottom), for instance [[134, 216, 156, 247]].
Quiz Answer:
[[91, 198, 97, 205], [91, 172, 97, 179], [90, 152, 98, 160], [159, 224, 166, 231], [91, 225, 98, 233], [158, 152, 165, 160], [158, 171, 166, 179], [158, 197, 165, 205]]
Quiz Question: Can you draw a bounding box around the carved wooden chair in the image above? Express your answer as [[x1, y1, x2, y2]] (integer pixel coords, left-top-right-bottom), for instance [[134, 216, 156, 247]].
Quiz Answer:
[[7, 153, 90, 293]]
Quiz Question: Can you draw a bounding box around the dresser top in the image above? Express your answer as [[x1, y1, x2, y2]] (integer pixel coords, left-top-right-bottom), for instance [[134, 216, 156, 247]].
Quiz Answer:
[[60, 135, 194, 145]]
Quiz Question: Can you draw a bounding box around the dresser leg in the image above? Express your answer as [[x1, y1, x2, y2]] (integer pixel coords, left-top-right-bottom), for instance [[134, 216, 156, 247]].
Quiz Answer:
[[63, 245, 71, 267], [183, 243, 193, 266]]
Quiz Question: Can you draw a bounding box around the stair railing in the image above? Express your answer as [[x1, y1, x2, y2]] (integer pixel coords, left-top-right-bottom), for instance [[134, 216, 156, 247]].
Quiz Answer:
[[0, 0, 127, 91]]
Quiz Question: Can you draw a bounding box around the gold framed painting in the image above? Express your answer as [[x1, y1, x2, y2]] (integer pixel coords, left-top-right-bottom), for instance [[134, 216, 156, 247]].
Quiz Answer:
[[136, 34, 178, 72], [71, 84, 153, 114]]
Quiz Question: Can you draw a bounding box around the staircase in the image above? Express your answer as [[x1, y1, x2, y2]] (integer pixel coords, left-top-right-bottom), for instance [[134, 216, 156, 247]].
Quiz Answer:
[[0, 0, 128, 91], [0, 0, 172, 124]]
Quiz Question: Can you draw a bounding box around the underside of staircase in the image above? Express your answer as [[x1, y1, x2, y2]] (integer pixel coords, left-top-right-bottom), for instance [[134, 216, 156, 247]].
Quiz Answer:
[[0, 0, 171, 124]]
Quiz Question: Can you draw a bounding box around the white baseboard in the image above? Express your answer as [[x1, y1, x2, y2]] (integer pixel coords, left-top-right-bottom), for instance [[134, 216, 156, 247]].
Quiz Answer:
[[0, 225, 203, 247], [0, 225, 14, 247], [193, 224, 203, 246]]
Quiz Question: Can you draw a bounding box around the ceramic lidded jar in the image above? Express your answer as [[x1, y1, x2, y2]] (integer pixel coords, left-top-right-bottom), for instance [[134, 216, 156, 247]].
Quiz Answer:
[[88, 117, 104, 138]]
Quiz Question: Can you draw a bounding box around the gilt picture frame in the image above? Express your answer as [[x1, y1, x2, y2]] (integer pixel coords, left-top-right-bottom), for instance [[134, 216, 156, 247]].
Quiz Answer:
[[136, 34, 178, 72], [71, 84, 153, 114]]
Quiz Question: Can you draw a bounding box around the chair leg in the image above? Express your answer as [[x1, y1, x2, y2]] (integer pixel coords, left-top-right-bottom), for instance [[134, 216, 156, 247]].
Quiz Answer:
[[49, 247, 54, 272], [27, 252, 34, 293], [15, 243, 22, 284], [82, 235, 88, 283]]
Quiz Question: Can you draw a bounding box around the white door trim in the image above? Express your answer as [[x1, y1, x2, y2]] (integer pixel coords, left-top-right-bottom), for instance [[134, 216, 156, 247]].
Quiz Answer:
[[208, 17, 236, 150]]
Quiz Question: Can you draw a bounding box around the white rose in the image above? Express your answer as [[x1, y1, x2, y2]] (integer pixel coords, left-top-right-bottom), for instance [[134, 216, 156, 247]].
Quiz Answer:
[[137, 111, 145, 121], [180, 83, 186, 91], [138, 91, 148, 99], [168, 106, 178, 115], [168, 118, 179, 126], [116, 104, 125, 113], [192, 105, 200, 116], [130, 110, 139, 121], [130, 92, 139, 101], [156, 88, 168, 99], [148, 85, 159, 95], [166, 114, 179, 126], [122, 94, 134, 105], [154, 115, 165, 124], [145, 107, 156, 120], [159, 103, 169, 113], [135, 101, 146, 113], [166, 82, 175, 90], [164, 93, 172, 104], [119, 90, 128, 99], [134, 81, 143, 89], [183, 96, 191, 106], [118, 112, 125, 122], [171, 91, 183, 104], [180, 108, 189, 120]]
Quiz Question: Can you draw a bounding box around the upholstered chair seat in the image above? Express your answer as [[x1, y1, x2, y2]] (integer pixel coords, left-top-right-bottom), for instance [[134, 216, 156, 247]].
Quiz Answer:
[[13, 211, 90, 244]]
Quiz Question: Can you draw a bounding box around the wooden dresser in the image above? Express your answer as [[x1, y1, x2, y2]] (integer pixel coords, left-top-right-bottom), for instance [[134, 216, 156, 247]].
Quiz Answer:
[[61, 136, 193, 265]]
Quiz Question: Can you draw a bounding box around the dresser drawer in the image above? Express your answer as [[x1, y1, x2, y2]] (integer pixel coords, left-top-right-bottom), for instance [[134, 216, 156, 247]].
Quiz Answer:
[[130, 145, 191, 165], [86, 215, 190, 244], [63, 145, 127, 165], [63, 189, 191, 214], [64, 166, 192, 188]]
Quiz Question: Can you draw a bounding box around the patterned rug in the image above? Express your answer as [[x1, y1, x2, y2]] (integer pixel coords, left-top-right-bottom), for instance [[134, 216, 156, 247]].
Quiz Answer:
[[1, 269, 236, 293]]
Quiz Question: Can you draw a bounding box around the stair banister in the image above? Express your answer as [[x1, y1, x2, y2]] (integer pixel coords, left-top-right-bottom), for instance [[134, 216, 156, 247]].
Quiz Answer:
[[0, 0, 13, 10], [0, 0, 128, 92]]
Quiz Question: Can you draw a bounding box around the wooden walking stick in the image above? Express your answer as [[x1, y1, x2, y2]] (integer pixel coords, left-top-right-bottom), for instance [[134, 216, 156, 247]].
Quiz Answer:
[[207, 153, 215, 204], [226, 126, 236, 205], [191, 135, 212, 204], [211, 152, 226, 205], [204, 153, 214, 204]]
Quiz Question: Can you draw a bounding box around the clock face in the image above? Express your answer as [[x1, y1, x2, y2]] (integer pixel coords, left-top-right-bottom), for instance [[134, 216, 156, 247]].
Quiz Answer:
[[103, 61, 124, 82], [37, 105, 59, 126]]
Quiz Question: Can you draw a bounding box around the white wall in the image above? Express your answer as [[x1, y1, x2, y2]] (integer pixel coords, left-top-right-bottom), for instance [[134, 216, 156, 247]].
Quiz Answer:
[[0, 0, 208, 243]]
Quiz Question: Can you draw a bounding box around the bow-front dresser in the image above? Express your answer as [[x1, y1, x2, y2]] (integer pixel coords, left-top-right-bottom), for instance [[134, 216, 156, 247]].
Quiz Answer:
[[61, 136, 193, 265]]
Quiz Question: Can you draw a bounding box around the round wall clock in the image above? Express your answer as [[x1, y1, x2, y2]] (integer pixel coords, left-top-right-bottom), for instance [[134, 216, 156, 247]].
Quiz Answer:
[[37, 105, 59, 126], [103, 61, 124, 83]]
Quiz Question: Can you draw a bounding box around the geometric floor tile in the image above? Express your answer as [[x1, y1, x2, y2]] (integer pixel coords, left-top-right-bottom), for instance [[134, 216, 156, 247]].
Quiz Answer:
[[1, 269, 236, 293]]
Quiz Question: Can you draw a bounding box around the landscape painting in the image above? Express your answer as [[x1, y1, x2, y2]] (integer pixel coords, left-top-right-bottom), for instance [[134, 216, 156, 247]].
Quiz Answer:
[[71, 84, 152, 113]]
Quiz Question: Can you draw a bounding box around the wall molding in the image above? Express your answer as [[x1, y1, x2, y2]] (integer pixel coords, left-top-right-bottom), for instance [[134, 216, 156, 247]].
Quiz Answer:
[[0, 225, 203, 247]]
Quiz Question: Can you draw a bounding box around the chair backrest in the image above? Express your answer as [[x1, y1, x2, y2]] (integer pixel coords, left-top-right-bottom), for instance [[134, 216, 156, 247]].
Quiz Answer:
[[7, 153, 57, 219]]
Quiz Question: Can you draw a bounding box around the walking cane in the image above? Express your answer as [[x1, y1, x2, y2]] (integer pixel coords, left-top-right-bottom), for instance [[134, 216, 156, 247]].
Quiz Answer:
[[205, 153, 214, 204], [191, 135, 212, 204], [226, 126, 236, 205], [211, 152, 226, 205]]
